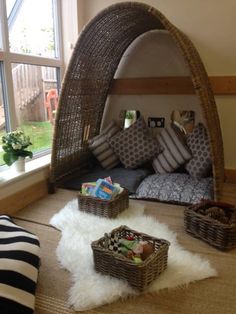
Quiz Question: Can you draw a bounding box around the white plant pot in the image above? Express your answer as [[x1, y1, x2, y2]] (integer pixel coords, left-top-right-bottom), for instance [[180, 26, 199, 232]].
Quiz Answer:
[[124, 118, 133, 129], [12, 157, 25, 172]]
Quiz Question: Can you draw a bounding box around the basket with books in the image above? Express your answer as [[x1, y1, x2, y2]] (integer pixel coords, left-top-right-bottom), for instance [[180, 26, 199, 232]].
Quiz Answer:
[[78, 177, 129, 218]]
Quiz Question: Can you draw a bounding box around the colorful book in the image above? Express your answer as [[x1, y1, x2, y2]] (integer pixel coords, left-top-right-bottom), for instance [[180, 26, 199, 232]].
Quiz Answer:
[[93, 179, 117, 200]]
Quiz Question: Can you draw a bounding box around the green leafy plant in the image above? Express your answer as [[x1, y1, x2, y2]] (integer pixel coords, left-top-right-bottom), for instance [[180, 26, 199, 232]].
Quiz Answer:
[[2, 130, 33, 166], [125, 111, 134, 119]]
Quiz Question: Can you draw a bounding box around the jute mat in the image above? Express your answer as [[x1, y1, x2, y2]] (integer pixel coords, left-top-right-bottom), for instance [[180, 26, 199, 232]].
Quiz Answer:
[[13, 190, 236, 314]]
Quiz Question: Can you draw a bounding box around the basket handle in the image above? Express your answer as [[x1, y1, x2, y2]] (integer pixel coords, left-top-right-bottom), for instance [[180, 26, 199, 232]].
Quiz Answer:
[[104, 233, 110, 249]]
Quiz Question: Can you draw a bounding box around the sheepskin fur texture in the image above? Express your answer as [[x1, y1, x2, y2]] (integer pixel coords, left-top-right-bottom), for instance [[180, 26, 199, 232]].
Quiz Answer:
[[50, 199, 217, 311]]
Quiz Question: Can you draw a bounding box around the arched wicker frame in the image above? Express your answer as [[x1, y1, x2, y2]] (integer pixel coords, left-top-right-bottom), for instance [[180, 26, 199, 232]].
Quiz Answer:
[[50, 2, 224, 200]]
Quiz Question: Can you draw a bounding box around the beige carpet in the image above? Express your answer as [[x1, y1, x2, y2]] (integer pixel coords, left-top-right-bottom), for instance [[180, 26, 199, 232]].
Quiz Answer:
[[13, 188, 236, 314]]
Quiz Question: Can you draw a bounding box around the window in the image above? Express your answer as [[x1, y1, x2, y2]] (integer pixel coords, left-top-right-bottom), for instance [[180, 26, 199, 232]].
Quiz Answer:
[[0, 0, 63, 166], [7, 0, 58, 58]]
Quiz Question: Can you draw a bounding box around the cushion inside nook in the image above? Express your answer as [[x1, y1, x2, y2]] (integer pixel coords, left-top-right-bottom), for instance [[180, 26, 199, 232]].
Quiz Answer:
[[135, 173, 214, 204], [152, 124, 192, 174], [88, 120, 121, 170], [108, 117, 162, 169], [185, 123, 212, 178], [62, 165, 152, 194]]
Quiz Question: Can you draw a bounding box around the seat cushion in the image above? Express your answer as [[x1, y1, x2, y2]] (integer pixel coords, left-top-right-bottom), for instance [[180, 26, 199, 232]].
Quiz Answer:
[[62, 165, 152, 194], [135, 173, 214, 205], [0, 216, 40, 314]]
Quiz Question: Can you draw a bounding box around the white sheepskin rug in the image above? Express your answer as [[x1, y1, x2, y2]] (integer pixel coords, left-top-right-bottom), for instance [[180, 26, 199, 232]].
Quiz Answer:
[[50, 199, 217, 311]]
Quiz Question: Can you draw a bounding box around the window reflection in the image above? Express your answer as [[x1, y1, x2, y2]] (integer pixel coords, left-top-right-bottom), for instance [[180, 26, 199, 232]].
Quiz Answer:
[[171, 110, 195, 134], [120, 110, 140, 129]]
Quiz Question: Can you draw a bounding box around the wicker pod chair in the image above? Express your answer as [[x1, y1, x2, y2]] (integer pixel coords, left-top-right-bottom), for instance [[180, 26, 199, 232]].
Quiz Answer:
[[50, 2, 224, 200]]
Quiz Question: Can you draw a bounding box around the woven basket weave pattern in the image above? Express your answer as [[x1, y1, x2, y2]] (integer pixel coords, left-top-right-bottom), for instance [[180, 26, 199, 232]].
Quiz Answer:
[[78, 189, 129, 218], [91, 225, 170, 291], [184, 200, 236, 250], [50, 2, 224, 201]]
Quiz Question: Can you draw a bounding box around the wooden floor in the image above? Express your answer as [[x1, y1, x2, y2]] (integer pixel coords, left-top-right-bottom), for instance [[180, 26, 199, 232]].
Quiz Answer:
[[12, 183, 236, 314]]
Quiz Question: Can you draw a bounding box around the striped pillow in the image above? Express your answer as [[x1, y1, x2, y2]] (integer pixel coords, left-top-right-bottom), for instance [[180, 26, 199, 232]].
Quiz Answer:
[[88, 120, 121, 169], [0, 215, 40, 314], [152, 124, 192, 174]]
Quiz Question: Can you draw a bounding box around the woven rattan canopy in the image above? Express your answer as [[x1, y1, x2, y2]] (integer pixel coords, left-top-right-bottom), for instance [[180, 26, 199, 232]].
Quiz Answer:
[[50, 2, 224, 199]]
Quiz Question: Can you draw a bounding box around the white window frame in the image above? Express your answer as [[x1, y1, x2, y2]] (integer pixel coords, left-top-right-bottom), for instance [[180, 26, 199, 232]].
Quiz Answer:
[[0, 0, 64, 133]]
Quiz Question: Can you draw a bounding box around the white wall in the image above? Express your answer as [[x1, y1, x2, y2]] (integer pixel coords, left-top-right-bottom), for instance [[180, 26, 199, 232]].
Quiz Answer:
[[102, 31, 204, 132]]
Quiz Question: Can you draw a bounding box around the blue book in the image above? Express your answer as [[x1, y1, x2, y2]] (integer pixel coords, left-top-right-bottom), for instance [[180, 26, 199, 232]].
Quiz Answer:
[[93, 179, 116, 200]]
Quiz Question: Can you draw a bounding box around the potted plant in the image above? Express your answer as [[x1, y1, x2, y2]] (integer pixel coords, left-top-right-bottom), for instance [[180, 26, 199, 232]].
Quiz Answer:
[[2, 130, 33, 171], [124, 111, 135, 128]]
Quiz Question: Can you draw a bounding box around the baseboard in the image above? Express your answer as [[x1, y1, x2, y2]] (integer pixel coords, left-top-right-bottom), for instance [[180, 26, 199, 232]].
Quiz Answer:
[[0, 179, 48, 215], [225, 169, 236, 184]]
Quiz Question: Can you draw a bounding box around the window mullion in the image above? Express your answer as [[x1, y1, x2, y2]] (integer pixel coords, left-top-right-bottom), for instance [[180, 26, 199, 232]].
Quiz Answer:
[[9, 52, 63, 68], [1, 0, 10, 53], [54, 0, 64, 64], [3, 56, 18, 130], [1, 0, 18, 130]]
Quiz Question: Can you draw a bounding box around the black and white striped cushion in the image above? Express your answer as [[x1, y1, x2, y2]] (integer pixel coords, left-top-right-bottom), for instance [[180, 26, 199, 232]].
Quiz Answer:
[[0, 215, 40, 314], [152, 124, 192, 174]]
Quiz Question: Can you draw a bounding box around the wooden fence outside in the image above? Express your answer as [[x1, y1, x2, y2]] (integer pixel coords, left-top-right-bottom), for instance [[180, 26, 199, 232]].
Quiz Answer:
[[12, 64, 57, 123]]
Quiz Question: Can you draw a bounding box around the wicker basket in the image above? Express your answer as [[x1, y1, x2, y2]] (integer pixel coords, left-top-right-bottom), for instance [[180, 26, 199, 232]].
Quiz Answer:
[[184, 200, 236, 250], [91, 225, 170, 291], [78, 189, 129, 218]]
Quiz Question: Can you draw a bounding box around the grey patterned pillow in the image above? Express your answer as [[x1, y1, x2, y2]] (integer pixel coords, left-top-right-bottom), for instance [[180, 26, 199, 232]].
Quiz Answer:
[[185, 123, 212, 178], [135, 173, 214, 204], [88, 120, 120, 169], [108, 117, 162, 169], [152, 124, 192, 174]]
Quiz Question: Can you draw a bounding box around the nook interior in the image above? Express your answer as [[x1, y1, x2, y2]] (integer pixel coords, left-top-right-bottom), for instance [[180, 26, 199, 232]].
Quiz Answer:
[[50, 3, 224, 205]]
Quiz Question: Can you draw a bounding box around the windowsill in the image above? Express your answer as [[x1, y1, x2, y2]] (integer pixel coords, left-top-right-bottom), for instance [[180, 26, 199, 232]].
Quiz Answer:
[[0, 154, 51, 187]]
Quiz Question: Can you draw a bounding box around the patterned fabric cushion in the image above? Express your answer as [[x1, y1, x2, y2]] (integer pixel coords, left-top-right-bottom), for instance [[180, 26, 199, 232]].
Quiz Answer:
[[152, 124, 192, 173], [134, 173, 214, 204], [108, 117, 162, 169], [0, 215, 40, 314], [88, 120, 120, 169], [185, 123, 212, 178]]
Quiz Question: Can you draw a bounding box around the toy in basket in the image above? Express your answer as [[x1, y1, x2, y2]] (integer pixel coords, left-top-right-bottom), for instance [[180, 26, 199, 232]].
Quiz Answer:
[[184, 199, 236, 250], [78, 177, 129, 218], [91, 225, 170, 291]]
